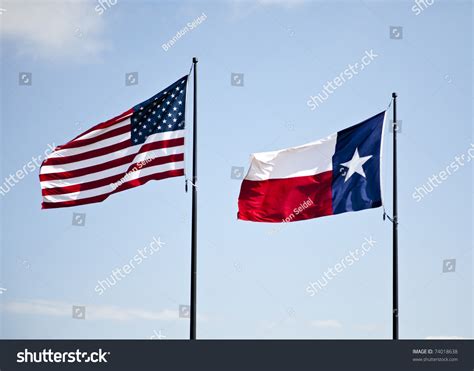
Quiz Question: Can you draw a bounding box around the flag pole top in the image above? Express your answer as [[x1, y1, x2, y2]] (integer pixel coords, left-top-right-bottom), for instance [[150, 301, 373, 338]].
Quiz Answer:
[[392, 92, 397, 98], [193, 57, 198, 64]]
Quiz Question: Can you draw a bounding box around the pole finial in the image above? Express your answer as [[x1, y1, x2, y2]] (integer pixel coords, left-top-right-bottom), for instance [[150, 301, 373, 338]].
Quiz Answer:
[[392, 92, 397, 98], [192, 57, 198, 64]]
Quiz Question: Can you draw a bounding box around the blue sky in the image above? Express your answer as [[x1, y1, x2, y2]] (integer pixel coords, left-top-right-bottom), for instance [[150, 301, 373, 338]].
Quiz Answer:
[[0, 0, 472, 339]]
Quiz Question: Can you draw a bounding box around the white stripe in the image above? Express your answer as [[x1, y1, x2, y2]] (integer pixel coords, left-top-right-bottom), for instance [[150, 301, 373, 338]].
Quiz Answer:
[[75, 115, 131, 141], [42, 161, 184, 202], [40, 130, 185, 174], [40, 146, 184, 189], [245, 133, 337, 181], [50, 130, 131, 158]]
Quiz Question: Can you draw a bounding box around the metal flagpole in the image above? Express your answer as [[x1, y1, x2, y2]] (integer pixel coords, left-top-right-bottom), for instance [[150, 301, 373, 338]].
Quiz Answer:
[[190, 57, 198, 340], [392, 92, 399, 340]]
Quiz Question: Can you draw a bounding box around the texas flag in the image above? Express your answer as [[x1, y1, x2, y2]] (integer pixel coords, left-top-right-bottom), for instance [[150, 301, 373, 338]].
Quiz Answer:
[[238, 111, 387, 223]]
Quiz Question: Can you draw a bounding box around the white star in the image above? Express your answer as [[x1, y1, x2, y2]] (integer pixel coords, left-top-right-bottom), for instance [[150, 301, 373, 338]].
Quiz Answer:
[[173, 107, 177, 111], [168, 113, 172, 117], [178, 101, 182, 105], [168, 124, 172, 128], [173, 118, 177, 122], [340, 148, 372, 182]]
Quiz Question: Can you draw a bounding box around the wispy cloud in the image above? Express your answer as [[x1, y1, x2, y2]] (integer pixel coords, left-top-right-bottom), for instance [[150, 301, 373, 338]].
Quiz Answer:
[[257, 0, 306, 7], [1, 300, 178, 321], [229, 0, 306, 20], [1, 1, 107, 61], [310, 319, 343, 329]]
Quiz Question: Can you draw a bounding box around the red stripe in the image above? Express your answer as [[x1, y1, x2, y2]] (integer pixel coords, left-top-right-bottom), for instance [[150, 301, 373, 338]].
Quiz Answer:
[[237, 171, 333, 222], [40, 139, 184, 181], [41, 154, 184, 196], [70, 109, 133, 141], [41, 169, 184, 209], [43, 137, 184, 166], [40, 153, 136, 181], [56, 124, 131, 150], [44, 139, 131, 165]]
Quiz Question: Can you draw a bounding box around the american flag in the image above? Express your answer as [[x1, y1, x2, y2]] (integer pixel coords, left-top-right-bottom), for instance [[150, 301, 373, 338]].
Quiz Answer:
[[40, 76, 188, 209]]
